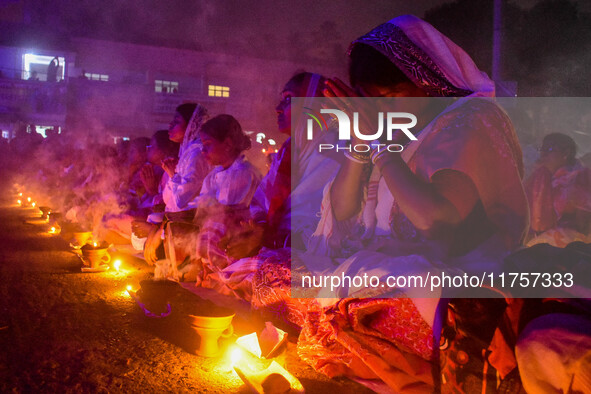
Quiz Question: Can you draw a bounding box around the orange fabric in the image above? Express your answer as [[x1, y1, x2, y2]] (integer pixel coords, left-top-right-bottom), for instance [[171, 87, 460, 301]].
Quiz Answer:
[[298, 299, 436, 393], [411, 99, 528, 250], [431, 169, 480, 222]]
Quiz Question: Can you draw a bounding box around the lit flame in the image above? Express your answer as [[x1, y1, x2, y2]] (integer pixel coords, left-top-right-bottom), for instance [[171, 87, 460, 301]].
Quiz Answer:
[[27, 197, 31, 202], [18, 192, 22, 196], [262, 148, 266, 153], [113, 259, 121, 272], [31, 202, 36, 207], [49, 227, 56, 233], [275, 149, 278, 153], [126, 285, 133, 292], [93, 242, 98, 248], [17, 199, 21, 205]]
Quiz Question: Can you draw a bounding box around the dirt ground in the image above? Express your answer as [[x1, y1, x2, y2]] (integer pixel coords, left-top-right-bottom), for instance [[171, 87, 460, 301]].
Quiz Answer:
[[0, 189, 372, 393]]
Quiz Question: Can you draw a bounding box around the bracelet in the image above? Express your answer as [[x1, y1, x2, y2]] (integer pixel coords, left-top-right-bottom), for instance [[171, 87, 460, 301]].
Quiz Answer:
[[344, 150, 370, 164], [370, 148, 389, 164]]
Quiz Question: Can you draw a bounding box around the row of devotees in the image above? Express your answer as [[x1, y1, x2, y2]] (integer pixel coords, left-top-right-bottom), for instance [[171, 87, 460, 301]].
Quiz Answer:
[[10, 16, 591, 393]]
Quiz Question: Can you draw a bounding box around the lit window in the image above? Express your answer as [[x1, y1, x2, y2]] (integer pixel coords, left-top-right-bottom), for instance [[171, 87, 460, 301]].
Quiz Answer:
[[34, 125, 59, 138], [85, 73, 109, 81], [155, 80, 179, 93], [208, 85, 230, 98], [22, 54, 65, 81]]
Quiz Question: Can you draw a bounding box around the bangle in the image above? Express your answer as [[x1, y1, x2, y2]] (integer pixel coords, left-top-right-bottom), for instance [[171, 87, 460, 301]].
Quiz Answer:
[[351, 148, 370, 160], [370, 148, 389, 164], [344, 150, 370, 164]]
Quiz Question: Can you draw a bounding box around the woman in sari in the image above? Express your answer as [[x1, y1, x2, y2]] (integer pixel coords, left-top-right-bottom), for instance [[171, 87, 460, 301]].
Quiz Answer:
[[525, 132, 591, 247], [215, 72, 341, 304], [144, 103, 211, 266], [289, 15, 528, 393]]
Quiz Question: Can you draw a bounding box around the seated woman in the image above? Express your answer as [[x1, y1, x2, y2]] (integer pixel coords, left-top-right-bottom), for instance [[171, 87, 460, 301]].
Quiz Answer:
[[257, 16, 528, 393], [250, 72, 339, 249], [162, 114, 261, 282], [101, 130, 180, 245], [525, 132, 591, 247], [211, 72, 340, 304], [143, 103, 210, 266]]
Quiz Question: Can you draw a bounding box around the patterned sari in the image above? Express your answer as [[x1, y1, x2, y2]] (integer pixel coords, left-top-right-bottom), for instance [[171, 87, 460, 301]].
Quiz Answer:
[[255, 15, 528, 393]]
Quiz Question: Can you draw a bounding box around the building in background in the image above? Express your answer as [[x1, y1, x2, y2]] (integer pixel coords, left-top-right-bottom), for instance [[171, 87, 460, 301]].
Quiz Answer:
[[0, 39, 340, 150]]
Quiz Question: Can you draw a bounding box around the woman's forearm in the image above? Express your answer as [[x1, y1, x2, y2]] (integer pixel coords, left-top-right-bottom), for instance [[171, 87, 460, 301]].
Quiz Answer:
[[330, 160, 367, 221], [375, 154, 462, 233]]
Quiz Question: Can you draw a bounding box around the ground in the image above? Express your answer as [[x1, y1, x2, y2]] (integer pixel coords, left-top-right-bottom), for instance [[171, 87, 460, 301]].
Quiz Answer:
[[0, 190, 372, 393]]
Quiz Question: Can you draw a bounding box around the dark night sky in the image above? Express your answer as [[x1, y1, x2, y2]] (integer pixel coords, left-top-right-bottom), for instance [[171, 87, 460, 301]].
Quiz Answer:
[[4, 0, 590, 96], [23, 0, 454, 58], [6, 0, 588, 65]]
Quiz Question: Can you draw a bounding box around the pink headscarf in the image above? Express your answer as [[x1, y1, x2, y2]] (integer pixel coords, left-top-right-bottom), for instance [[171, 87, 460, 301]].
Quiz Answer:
[[350, 15, 495, 98]]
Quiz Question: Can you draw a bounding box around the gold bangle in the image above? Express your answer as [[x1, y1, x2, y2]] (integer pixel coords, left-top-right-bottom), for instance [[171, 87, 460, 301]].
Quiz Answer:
[[344, 150, 370, 164]]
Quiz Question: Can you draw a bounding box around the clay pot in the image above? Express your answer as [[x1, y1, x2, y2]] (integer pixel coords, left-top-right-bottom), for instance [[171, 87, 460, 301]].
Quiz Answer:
[[80, 242, 111, 268], [72, 231, 92, 247]]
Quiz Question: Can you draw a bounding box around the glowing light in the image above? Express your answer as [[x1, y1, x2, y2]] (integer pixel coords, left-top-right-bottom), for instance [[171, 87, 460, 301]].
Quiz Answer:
[[49, 227, 56, 233], [31, 202, 36, 207], [230, 346, 243, 366], [18, 193, 22, 196], [233, 361, 304, 392], [236, 333, 263, 358], [275, 149, 278, 153], [262, 148, 266, 153], [17, 199, 21, 205], [93, 242, 98, 248], [126, 285, 133, 292], [27, 197, 31, 202], [113, 259, 121, 272]]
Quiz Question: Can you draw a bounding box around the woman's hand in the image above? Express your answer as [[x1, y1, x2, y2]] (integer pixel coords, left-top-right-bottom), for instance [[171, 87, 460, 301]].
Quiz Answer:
[[323, 78, 373, 221], [132, 219, 155, 238], [324, 78, 387, 147], [139, 164, 159, 196], [161, 157, 178, 178], [143, 223, 162, 265]]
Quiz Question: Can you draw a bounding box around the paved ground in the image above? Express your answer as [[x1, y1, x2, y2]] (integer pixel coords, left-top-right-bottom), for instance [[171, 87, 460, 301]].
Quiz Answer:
[[0, 188, 371, 393]]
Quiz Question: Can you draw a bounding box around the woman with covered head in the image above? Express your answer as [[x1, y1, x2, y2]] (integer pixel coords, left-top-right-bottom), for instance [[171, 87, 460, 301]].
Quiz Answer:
[[214, 72, 341, 302], [143, 103, 211, 265], [289, 15, 529, 392], [161, 102, 211, 212], [251, 71, 340, 249]]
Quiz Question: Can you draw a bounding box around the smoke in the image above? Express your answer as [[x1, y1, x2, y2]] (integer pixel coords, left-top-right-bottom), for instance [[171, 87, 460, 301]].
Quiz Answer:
[[10, 112, 139, 240]]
